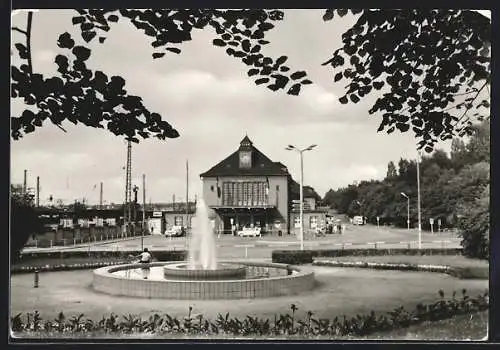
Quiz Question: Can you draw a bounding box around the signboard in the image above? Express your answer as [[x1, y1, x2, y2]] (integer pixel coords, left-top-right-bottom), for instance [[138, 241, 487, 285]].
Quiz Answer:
[[153, 211, 162, 217], [429, 218, 434, 225], [437, 219, 441, 226]]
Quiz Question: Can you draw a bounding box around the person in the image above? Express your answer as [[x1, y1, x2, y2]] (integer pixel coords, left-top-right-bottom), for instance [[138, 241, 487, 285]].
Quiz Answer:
[[133, 248, 154, 279], [136, 248, 153, 263]]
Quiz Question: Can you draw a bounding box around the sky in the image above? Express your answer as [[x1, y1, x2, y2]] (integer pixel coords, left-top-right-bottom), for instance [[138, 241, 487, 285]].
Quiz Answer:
[[10, 9, 489, 205]]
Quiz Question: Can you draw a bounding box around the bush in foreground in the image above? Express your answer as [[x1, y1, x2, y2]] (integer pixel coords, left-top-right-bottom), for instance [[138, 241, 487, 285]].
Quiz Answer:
[[11, 290, 488, 338]]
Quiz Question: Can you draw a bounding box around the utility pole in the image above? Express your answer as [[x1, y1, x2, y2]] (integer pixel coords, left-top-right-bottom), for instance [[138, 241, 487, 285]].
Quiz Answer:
[[123, 141, 132, 237], [142, 174, 146, 250], [99, 182, 103, 209], [416, 150, 422, 249], [36, 176, 40, 207], [186, 160, 189, 230], [23, 169, 27, 195]]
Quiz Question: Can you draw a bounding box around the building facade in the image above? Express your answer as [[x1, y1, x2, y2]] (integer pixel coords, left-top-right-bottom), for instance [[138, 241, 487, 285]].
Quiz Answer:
[[200, 136, 326, 235]]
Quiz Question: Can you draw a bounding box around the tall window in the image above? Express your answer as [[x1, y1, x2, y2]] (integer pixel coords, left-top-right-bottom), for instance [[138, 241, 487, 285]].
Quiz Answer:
[[294, 216, 301, 228], [221, 181, 269, 206]]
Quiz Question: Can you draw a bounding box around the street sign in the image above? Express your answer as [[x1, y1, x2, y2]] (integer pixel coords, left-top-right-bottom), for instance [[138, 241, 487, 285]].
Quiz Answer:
[[429, 218, 434, 225], [437, 219, 441, 226]]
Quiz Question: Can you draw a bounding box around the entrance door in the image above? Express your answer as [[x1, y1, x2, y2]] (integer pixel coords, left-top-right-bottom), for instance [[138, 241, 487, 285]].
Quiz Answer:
[[148, 218, 162, 235]]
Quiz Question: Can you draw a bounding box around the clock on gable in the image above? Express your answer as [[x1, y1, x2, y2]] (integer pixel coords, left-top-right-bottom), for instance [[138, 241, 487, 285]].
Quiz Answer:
[[239, 151, 252, 169]]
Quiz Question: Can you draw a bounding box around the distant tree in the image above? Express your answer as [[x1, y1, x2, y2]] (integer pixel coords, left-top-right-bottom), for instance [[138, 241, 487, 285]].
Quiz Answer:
[[386, 161, 398, 179], [458, 184, 489, 259], [10, 184, 43, 262]]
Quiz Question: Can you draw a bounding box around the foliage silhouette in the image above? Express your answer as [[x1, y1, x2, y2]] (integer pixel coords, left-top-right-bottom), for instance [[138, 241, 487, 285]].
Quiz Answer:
[[10, 185, 43, 263], [11, 9, 490, 150], [321, 9, 490, 150]]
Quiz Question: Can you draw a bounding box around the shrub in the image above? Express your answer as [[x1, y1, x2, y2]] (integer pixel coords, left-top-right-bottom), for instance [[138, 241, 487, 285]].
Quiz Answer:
[[272, 250, 313, 264], [272, 248, 462, 264]]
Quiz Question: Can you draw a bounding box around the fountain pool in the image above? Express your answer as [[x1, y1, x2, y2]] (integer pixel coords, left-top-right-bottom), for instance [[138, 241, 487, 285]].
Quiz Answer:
[[92, 198, 316, 299]]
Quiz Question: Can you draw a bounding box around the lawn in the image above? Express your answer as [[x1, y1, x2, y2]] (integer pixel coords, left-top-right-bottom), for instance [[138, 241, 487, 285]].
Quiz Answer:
[[366, 310, 488, 340]]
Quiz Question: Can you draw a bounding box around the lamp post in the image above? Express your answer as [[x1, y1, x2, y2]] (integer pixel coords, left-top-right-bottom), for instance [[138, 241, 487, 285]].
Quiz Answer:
[[286, 144, 317, 251], [416, 150, 422, 249], [400, 192, 410, 231]]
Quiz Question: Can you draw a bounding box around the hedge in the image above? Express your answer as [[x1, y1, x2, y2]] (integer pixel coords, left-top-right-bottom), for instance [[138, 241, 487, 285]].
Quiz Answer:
[[18, 250, 186, 261], [272, 248, 463, 265]]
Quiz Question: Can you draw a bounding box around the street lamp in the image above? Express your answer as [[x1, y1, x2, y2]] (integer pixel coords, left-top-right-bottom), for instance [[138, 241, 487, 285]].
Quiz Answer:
[[355, 200, 364, 224], [400, 192, 410, 231], [286, 144, 317, 251], [416, 150, 422, 249]]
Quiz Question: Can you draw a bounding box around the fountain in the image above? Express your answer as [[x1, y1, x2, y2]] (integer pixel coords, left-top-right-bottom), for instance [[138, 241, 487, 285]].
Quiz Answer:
[[92, 195, 315, 299], [187, 198, 218, 270]]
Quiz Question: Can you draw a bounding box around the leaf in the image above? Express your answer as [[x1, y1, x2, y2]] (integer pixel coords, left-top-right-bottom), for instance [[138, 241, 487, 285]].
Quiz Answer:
[[323, 9, 334, 21], [152, 52, 165, 59], [213, 39, 226, 47], [108, 14, 119, 22], [290, 71, 307, 80], [280, 66, 290, 72], [242, 40, 251, 52], [14, 43, 29, 59], [72, 16, 85, 25], [287, 83, 301, 96], [373, 81, 385, 90], [339, 96, 348, 104], [337, 9, 348, 17], [72, 46, 91, 61], [334, 72, 343, 82], [166, 47, 181, 54], [255, 77, 270, 85], [301, 79, 313, 85], [81, 22, 94, 31], [82, 30, 97, 43], [57, 32, 75, 49], [350, 94, 360, 103], [247, 68, 260, 77], [258, 40, 270, 45], [276, 56, 288, 66], [250, 45, 261, 53]]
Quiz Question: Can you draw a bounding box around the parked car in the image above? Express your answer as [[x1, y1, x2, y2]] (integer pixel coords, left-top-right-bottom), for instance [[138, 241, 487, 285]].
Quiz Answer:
[[237, 226, 261, 237], [165, 225, 184, 237]]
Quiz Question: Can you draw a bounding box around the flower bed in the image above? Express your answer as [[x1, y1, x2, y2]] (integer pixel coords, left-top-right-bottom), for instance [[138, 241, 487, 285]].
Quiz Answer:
[[10, 290, 488, 338], [272, 248, 463, 265]]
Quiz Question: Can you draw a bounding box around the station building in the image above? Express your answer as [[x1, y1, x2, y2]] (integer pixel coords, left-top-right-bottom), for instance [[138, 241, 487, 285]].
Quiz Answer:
[[200, 136, 327, 235]]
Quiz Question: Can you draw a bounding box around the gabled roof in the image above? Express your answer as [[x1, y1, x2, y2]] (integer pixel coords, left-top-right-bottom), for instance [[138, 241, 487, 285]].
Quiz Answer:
[[200, 138, 290, 177]]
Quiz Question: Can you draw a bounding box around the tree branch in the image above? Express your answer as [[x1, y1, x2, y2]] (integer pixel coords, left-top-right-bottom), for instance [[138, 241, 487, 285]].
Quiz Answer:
[[452, 81, 489, 128], [11, 27, 28, 35], [26, 11, 33, 74]]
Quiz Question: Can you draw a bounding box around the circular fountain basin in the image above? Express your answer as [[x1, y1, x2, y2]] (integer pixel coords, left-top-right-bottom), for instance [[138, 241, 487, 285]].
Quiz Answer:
[[92, 261, 315, 300], [163, 263, 246, 280]]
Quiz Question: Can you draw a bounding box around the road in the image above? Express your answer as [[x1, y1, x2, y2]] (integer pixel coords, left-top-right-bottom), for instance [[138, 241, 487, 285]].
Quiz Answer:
[[22, 225, 461, 260]]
